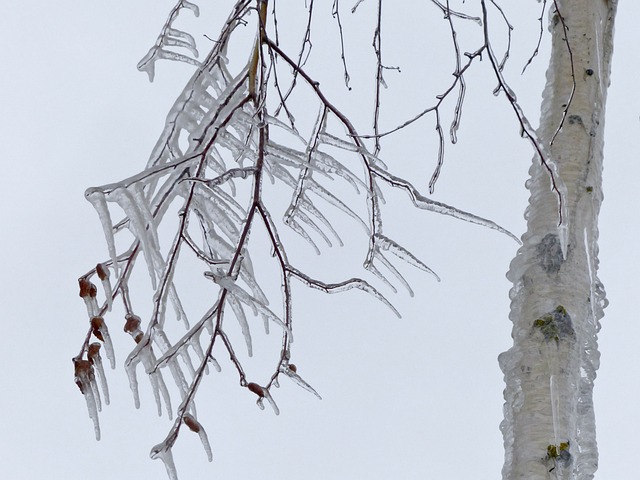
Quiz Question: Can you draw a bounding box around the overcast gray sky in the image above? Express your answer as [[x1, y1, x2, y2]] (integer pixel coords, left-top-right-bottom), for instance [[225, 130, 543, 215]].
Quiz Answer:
[[2, 1, 639, 479]]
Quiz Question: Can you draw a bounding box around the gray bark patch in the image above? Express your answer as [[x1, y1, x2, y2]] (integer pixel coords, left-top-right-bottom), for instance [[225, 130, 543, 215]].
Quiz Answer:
[[536, 233, 564, 274]]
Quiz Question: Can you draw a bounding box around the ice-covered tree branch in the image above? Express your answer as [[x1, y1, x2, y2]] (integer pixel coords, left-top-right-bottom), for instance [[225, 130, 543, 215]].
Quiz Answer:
[[73, 1, 583, 479]]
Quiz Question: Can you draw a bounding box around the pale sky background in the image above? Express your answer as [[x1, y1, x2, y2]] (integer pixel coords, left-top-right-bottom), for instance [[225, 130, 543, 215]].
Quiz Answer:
[[2, 1, 640, 479]]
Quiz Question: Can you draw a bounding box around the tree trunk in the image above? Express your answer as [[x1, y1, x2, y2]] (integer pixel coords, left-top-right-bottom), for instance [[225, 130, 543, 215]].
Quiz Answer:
[[499, 1, 617, 479]]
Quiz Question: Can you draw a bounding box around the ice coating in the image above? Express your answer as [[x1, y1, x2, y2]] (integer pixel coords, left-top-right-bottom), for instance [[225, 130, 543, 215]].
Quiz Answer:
[[137, 0, 201, 82], [248, 382, 280, 416], [369, 163, 520, 243], [110, 186, 163, 290], [369, 234, 441, 296], [499, 2, 617, 479], [280, 364, 322, 399], [125, 355, 142, 410], [205, 272, 292, 338], [88, 343, 110, 405], [138, 341, 173, 418], [150, 442, 179, 480], [79, 279, 99, 317], [227, 295, 252, 356], [74, 359, 101, 440], [262, 389, 280, 416], [96, 263, 113, 312], [85, 189, 118, 277], [73, 0, 546, 476], [91, 316, 115, 369], [183, 414, 213, 462]]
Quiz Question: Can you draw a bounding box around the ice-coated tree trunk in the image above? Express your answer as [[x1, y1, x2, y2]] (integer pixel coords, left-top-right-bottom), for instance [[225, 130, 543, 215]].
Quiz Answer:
[[499, 1, 617, 479]]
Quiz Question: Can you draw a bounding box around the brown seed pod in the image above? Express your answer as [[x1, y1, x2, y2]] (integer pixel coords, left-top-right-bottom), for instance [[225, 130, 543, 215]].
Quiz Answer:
[[74, 359, 92, 375], [183, 414, 201, 433], [87, 343, 101, 362], [96, 263, 109, 281], [288, 364, 297, 373], [124, 314, 141, 333], [247, 382, 265, 398], [91, 316, 105, 342], [74, 359, 93, 393], [79, 278, 92, 298]]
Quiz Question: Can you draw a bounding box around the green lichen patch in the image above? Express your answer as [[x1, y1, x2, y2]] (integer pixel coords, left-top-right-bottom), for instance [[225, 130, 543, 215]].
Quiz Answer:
[[532, 306, 575, 343], [547, 441, 570, 459], [546, 441, 571, 472]]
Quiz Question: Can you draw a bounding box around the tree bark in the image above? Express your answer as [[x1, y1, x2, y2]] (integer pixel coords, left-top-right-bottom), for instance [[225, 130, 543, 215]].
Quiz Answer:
[[499, 1, 617, 479]]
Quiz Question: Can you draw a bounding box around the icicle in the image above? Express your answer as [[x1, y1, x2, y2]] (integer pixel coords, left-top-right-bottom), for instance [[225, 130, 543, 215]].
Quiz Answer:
[[165, 357, 188, 406], [369, 165, 520, 243], [373, 250, 412, 295], [89, 364, 102, 413], [110, 187, 161, 290], [227, 296, 252, 356], [534, 340, 565, 445], [74, 359, 101, 440], [168, 284, 189, 329], [557, 222, 569, 260], [205, 273, 293, 338], [90, 316, 115, 369], [150, 442, 179, 480], [185, 337, 206, 370], [237, 261, 269, 307], [130, 183, 162, 256], [191, 190, 241, 244], [318, 131, 386, 173], [317, 131, 360, 152], [88, 343, 110, 405], [208, 355, 221, 372], [288, 266, 401, 318], [138, 49, 158, 82], [137, 0, 201, 83], [366, 260, 398, 294], [284, 216, 321, 254], [262, 389, 280, 415], [281, 364, 322, 399], [550, 373, 560, 447], [302, 198, 342, 246], [124, 356, 141, 409], [136, 343, 173, 418], [79, 279, 99, 317], [247, 382, 279, 414], [181, 0, 199, 17], [165, 28, 199, 58], [96, 263, 113, 312], [150, 370, 173, 418], [376, 234, 440, 281], [264, 112, 304, 142], [85, 189, 119, 277], [268, 140, 365, 192], [154, 336, 193, 372], [178, 346, 196, 378], [303, 178, 369, 234], [183, 414, 213, 462], [153, 329, 189, 399]]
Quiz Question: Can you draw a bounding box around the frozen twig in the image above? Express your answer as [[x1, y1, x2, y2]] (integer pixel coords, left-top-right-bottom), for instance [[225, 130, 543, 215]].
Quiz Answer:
[[74, 2, 542, 478]]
